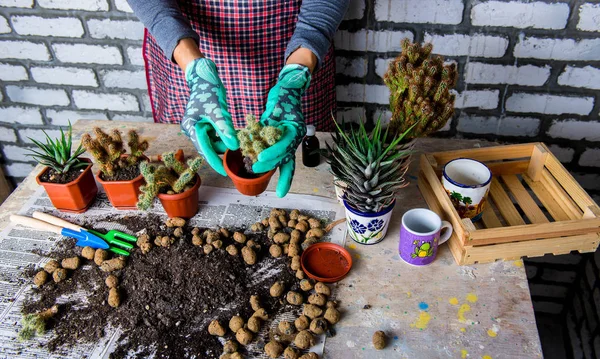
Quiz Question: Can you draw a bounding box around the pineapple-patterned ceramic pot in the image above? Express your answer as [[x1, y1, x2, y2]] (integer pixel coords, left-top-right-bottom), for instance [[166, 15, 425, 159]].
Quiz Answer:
[[343, 200, 395, 245]]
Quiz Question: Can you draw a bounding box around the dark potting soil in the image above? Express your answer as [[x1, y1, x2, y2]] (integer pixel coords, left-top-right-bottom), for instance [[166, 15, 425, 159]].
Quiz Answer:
[[22, 213, 299, 358], [100, 165, 141, 182], [39, 166, 88, 184]]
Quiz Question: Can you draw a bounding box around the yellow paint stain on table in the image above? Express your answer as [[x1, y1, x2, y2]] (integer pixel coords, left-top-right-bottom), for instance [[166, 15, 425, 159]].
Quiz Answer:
[[406, 291, 412, 298], [487, 329, 497, 337], [410, 311, 431, 330], [449, 297, 459, 305], [354, 253, 361, 259], [513, 260, 523, 267], [461, 349, 468, 358], [482, 355, 493, 359], [460, 327, 466, 332], [348, 243, 357, 250], [458, 304, 471, 323], [312, 188, 319, 193], [466, 293, 478, 303]]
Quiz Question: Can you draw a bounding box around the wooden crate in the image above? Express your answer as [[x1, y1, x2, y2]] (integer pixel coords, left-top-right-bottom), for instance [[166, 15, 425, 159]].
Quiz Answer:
[[418, 142, 600, 265]]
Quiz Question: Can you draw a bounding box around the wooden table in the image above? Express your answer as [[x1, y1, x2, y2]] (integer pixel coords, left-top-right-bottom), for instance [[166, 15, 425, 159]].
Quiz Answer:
[[0, 121, 543, 358]]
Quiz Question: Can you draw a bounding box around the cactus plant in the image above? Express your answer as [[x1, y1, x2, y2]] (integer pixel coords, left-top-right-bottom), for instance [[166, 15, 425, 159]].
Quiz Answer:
[[384, 38, 458, 139], [137, 152, 203, 210], [237, 114, 282, 173], [81, 127, 149, 178]]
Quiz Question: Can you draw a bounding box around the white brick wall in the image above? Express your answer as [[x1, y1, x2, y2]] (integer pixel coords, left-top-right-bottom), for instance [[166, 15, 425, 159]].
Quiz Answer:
[[37, 0, 108, 11], [375, 0, 464, 25], [547, 145, 575, 164], [46, 109, 108, 126], [374, 58, 391, 79], [557, 66, 600, 90], [547, 120, 600, 141], [126, 46, 144, 66], [465, 62, 550, 86], [141, 94, 152, 112], [111, 114, 154, 122], [72, 90, 139, 111], [336, 107, 367, 124], [336, 84, 389, 105], [334, 30, 414, 52], [31, 66, 98, 87], [0, 106, 43, 125], [11, 16, 84, 38], [0, 0, 33, 7], [6, 86, 70, 107], [0, 15, 10, 34], [423, 33, 508, 58], [87, 19, 144, 40], [0, 63, 28, 81], [0, 41, 50, 61], [3, 162, 35, 178], [2, 144, 35, 161], [457, 114, 540, 136], [336, 57, 368, 78], [114, 0, 133, 13], [100, 69, 146, 89], [19, 128, 63, 144], [52, 43, 122, 64], [471, 1, 569, 29], [579, 148, 600, 167], [514, 37, 600, 61], [344, 0, 365, 20], [506, 93, 594, 115], [578, 3, 600, 32], [454, 90, 499, 110], [0, 128, 17, 142]]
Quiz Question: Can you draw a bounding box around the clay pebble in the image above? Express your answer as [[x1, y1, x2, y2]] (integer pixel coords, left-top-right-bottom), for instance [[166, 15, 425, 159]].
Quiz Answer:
[[52, 268, 67, 283], [309, 317, 328, 335], [165, 217, 185, 227], [269, 244, 283, 257], [278, 320, 295, 335], [241, 246, 257, 265], [208, 320, 227, 336], [223, 340, 238, 353], [324, 307, 341, 325], [270, 281, 284, 297], [247, 316, 261, 333], [308, 293, 327, 306], [100, 257, 126, 272], [286, 291, 303, 305], [295, 315, 310, 331], [314, 282, 331, 296], [229, 316, 244, 332], [94, 249, 109, 266], [108, 287, 120, 308], [299, 279, 313, 291], [81, 246, 95, 260], [61, 256, 80, 270], [235, 328, 253, 345], [294, 330, 314, 350], [373, 330, 386, 350], [226, 245, 239, 256], [44, 260, 60, 274], [303, 304, 323, 319], [265, 340, 284, 358], [233, 232, 246, 244], [33, 271, 48, 286], [283, 346, 300, 359], [299, 353, 319, 359], [250, 295, 261, 311], [105, 274, 118, 288]]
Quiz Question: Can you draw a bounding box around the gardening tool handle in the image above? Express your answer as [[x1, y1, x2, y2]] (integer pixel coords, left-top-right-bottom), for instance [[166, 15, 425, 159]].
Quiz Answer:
[[10, 215, 63, 234], [32, 211, 85, 232]]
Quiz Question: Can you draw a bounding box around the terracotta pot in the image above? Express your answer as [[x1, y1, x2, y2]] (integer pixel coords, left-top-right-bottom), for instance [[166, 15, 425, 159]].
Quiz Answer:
[[96, 155, 146, 210], [223, 149, 275, 196], [157, 174, 201, 218], [36, 158, 98, 213]]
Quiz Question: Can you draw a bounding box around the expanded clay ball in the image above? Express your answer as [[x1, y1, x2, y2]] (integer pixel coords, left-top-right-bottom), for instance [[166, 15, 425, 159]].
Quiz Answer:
[[191, 227, 201, 235], [267, 229, 276, 240], [242, 246, 257, 265], [295, 221, 309, 233], [372, 330, 386, 350], [270, 281, 284, 297], [265, 340, 284, 358], [105, 274, 118, 288], [204, 244, 214, 255], [208, 320, 226, 336], [296, 270, 305, 280], [269, 216, 282, 230], [223, 340, 238, 353], [282, 244, 289, 255], [303, 304, 323, 319], [299, 353, 319, 359], [278, 320, 295, 335], [33, 271, 48, 286], [286, 291, 303, 306], [236, 328, 253, 345], [298, 214, 310, 222], [287, 219, 297, 228], [230, 353, 243, 359], [291, 256, 301, 271], [284, 346, 300, 359], [273, 233, 290, 244], [309, 317, 328, 335], [165, 217, 186, 227], [212, 239, 223, 249], [219, 228, 230, 238], [308, 218, 321, 229], [100, 257, 126, 272], [229, 316, 244, 332], [278, 215, 288, 226], [192, 234, 204, 246], [226, 245, 239, 256], [81, 246, 95, 260], [52, 268, 68, 283], [246, 240, 260, 250], [308, 293, 326, 306], [314, 282, 331, 296], [261, 218, 269, 227], [295, 315, 310, 331], [269, 244, 282, 258], [137, 235, 152, 254], [160, 236, 175, 247], [251, 222, 265, 232], [61, 256, 80, 270], [324, 307, 341, 325], [250, 295, 261, 311], [301, 237, 318, 250], [300, 279, 313, 291], [326, 301, 338, 309], [270, 208, 286, 217], [252, 308, 269, 320], [294, 330, 314, 350], [288, 243, 300, 257], [44, 259, 60, 274], [290, 230, 302, 244], [289, 209, 300, 220], [306, 228, 325, 238], [172, 227, 183, 238], [108, 287, 120, 308], [233, 232, 246, 244], [94, 249, 108, 266], [206, 231, 220, 244], [247, 316, 261, 333]]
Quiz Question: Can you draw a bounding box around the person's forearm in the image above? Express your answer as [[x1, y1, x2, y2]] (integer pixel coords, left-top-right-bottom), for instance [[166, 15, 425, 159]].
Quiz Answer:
[[174, 38, 204, 72], [286, 48, 318, 73]]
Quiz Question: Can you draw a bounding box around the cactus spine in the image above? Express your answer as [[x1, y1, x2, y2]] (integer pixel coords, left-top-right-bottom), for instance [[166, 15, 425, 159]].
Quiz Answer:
[[237, 114, 282, 173]]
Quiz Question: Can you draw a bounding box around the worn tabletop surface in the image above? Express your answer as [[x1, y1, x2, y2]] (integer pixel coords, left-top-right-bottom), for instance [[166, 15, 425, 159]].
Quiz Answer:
[[0, 121, 542, 359]]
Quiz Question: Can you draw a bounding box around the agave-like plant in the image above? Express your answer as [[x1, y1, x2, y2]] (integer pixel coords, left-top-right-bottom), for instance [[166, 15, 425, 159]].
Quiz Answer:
[[27, 122, 88, 174], [324, 118, 413, 213]]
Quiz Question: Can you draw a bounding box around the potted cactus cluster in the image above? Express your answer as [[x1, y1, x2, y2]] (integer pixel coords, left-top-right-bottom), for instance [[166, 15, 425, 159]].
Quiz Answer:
[[28, 122, 98, 213]]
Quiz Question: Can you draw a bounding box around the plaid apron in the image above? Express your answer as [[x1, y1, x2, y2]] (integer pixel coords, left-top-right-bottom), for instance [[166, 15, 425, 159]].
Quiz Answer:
[[143, 0, 336, 131]]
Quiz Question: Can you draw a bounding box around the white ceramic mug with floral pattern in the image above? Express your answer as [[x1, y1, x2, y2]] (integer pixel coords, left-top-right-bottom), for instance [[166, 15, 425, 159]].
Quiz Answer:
[[442, 158, 492, 221], [343, 200, 395, 245]]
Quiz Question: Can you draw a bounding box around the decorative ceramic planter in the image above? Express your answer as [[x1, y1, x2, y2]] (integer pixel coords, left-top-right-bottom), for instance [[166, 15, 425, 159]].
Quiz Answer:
[[224, 149, 275, 196], [333, 177, 347, 204], [96, 155, 147, 210], [36, 158, 98, 213], [157, 174, 201, 218], [343, 199, 396, 245]]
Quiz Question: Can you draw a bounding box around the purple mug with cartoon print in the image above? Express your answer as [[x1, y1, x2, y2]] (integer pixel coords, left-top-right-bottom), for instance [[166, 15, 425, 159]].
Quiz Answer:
[[399, 208, 453, 266]]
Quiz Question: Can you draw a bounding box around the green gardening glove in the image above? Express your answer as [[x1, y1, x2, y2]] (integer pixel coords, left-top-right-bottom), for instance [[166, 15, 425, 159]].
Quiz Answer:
[[181, 57, 239, 176], [253, 64, 311, 197]]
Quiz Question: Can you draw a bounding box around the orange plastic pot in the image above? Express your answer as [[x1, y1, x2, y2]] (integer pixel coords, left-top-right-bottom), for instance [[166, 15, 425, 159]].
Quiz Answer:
[[157, 174, 201, 218], [36, 158, 98, 213], [224, 149, 275, 196], [96, 155, 147, 210]]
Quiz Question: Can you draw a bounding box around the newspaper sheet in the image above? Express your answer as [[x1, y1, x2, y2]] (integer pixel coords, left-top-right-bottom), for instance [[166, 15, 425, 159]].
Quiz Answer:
[[0, 185, 347, 358]]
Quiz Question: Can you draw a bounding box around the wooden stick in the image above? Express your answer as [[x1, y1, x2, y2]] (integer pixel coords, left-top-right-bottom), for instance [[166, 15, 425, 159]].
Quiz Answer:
[[432, 143, 534, 165], [432, 160, 529, 177], [501, 175, 549, 224], [325, 218, 346, 233], [481, 206, 503, 228], [523, 173, 570, 221], [489, 178, 526, 226], [526, 143, 548, 182], [540, 169, 582, 220]]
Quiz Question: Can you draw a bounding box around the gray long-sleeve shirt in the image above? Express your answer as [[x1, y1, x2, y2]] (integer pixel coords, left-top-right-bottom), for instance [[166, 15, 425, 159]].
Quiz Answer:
[[127, 0, 350, 69]]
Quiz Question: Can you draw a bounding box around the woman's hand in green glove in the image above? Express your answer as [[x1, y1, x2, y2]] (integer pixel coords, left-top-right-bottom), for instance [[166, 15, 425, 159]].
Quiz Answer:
[[253, 64, 311, 197], [180, 57, 239, 176]]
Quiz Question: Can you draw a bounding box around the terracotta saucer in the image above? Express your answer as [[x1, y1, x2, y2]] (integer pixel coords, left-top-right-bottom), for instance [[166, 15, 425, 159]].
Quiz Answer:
[[300, 243, 353, 283]]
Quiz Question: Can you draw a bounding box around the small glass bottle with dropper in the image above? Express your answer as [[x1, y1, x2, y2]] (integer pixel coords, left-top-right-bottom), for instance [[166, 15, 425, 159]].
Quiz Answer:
[[302, 125, 320, 167]]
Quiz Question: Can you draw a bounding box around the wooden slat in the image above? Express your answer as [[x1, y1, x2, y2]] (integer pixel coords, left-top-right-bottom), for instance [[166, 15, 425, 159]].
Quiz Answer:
[[540, 169, 582, 220], [502, 175, 549, 224], [462, 233, 600, 264], [433, 160, 530, 177], [583, 205, 600, 219], [432, 143, 534, 165], [527, 144, 548, 181], [523, 173, 570, 222], [481, 206, 503, 228], [542, 143, 597, 212], [489, 178, 526, 226]]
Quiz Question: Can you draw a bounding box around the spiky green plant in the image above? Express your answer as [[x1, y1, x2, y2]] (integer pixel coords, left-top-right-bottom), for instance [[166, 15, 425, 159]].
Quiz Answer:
[[18, 305, 58, 341], [237, 114, 282, 173], [137, 152, 203, 210], [384, 38, 458, 138], [324, 118, 413, 213], [26, 122, 88, 174]]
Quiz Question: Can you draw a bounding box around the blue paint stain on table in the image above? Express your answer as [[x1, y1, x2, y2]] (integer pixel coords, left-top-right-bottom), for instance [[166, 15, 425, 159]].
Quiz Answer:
[[418, 302, 429, 311]]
